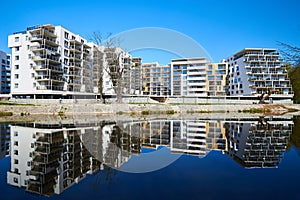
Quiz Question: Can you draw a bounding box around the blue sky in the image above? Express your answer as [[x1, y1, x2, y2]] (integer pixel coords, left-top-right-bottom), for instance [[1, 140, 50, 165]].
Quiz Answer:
[[0, 0, 299, 64]]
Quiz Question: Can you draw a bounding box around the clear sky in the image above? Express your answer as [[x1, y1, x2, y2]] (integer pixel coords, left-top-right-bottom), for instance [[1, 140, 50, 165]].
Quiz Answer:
[[0, 0, 299, 64]]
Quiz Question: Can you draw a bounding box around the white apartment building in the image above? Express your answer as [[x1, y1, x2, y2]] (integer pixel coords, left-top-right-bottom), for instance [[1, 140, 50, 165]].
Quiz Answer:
[[0, 50, 11, 95], [225, 48, 293, 99], [8, 24, 94, 99], [171, 58, 208, 97]]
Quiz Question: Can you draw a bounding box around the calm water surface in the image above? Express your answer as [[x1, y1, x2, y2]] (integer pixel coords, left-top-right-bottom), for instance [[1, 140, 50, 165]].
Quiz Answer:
[[0, 116, 300, 200]]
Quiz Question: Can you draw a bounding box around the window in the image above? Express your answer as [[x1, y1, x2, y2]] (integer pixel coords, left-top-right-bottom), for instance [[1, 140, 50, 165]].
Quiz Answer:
[[15, 47, 19, 51], [32, 133, 36, 138], [24, 180, 28, 186], [15, 56, 19, 60], [13, 177, 18, 184], [14, 159, 19, 164], [64, 58, 68, 65], [14, 74, 19, 79], [64, 49, 68, 57], [31, 73, 35, 78], [14, 83, 19, 88], [236, 66, 239, 71], [15, 37, 19, 42], [14, 141, 18, 146], [27, 161, 31, 167], [15, 65, 19, 70], [30, 63, 33, 68], [14, 131, 18, 136], [28, 54, 31, 59], [208, 65, 212, 70], [26, 36, 28, 41], [64, 32, 69, 39], [31, 143, 34, 148], [27, 45, 30, 50], [64, 40, 69, 48], [240, 84, 243, 88], [33, 83, 36, 88], [218, 65, 226, 70]]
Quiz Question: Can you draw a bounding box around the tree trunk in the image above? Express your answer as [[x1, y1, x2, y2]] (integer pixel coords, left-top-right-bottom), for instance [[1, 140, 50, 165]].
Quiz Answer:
[[115, 80, 122, 103]]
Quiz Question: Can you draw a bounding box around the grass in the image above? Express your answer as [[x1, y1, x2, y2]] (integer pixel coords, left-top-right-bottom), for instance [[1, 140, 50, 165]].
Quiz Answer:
[[0, 101, 36, 106], [241, 108, 271, 113], [287, 108, 299, 112], [0, 111, 13, 116], [166, 110, 175, 114], [141, 109, 176, 115]]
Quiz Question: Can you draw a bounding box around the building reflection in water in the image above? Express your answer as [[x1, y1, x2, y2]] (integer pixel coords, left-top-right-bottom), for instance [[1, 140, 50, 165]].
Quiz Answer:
[[3, 116, 293, 196], [224, 117, 293, 168]]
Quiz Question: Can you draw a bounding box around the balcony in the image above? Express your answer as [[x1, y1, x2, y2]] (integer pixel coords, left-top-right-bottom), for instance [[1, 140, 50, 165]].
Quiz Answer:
[[33, 65, 63, 73], [69, 71, 81, 77], [69, 45, 82, 53], [29, 26, 56, 38], [32, 55, 60, 65], [69, 54, 81, 62], [68, 80, 81, 85], [35, 75, 64, 83], [69, 62, 82, 69], [36, 85, 63, 91], [30, 35, 58, 47], [83, 49, 91, 55]]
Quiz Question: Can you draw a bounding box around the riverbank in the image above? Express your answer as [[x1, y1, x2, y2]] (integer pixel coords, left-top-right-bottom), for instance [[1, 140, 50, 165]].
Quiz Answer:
[[0, 103, 299, 120]]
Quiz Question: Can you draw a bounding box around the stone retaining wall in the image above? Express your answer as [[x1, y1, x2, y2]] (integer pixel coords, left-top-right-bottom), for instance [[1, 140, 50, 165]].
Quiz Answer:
[[1, 103, 299, 116]]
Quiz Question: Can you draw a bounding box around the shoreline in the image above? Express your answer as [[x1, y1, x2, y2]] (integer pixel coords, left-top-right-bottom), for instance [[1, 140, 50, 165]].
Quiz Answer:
[[0, 103, 299, 123]]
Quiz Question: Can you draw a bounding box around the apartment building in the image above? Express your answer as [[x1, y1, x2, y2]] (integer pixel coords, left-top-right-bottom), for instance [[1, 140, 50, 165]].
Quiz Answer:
[[142, 62, 171, 96], [206, 62, 228, 96], [8, 24, 94, 99], [0, 50, 11, 95], [171, 58, 208, 97], [225, 48, 293, 98], [128, 57, 143, 95], [100, 46, 133, 96]]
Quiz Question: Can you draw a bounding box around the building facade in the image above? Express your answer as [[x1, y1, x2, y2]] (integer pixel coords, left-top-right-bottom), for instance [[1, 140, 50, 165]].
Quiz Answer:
[[171, 58, 208, 97], [142, 62, 171, 96], [206, 62, 228, 96], [8, 24, 94, 99], [225, 48, 293, 98], [0, 50, 11, 95]]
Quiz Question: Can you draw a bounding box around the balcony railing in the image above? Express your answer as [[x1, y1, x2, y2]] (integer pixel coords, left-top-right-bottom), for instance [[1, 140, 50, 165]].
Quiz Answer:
[[36, 85, 64, 91]]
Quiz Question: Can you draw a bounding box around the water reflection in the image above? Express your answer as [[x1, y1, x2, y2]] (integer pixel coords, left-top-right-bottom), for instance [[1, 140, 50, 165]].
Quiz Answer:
[[0, 116, 295, 196]]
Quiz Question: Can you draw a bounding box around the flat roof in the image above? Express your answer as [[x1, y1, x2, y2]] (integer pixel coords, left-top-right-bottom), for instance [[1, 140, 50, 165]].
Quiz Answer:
[[233, 48, 277, 57], [171, 57, 207, 62]]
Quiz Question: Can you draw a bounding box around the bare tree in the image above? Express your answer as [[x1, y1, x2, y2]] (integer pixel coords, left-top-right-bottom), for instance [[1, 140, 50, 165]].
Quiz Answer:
[[278, 41, 300, 65], [90, 32, 130, 103], [89, 32, 104, 102]]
